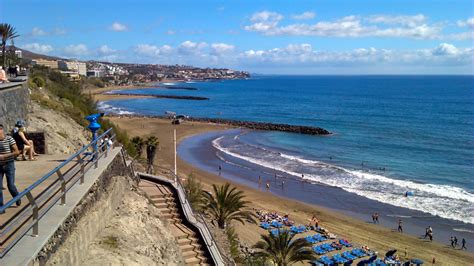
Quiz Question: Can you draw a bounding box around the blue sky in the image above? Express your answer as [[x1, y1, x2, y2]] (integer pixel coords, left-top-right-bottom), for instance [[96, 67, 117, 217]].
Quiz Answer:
[[1, 0, 473, 74]]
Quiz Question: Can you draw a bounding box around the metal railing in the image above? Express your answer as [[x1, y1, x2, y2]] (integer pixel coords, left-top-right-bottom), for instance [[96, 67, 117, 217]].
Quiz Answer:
[[139, 171, 233, 266], [0, 128, 116, 257]]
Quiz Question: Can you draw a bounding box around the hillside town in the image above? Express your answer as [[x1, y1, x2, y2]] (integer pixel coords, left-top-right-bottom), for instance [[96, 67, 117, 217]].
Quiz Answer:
[[28, 57, 250, 85]]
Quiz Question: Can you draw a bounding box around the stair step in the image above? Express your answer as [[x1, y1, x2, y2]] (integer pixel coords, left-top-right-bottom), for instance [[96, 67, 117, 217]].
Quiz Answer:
[[180, 244, 196, 252], [184, 257, 201, 265], [182, 250, 199, 259]]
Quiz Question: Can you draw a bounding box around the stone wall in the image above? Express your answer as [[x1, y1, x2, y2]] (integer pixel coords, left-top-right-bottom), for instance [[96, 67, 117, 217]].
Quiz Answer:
[[0, 82, 30, 132]]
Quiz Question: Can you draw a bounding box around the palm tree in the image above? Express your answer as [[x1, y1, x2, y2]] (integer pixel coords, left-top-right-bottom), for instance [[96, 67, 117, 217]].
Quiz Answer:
[[145, 136, 159, 174], [130, 136, 144, 157], [253, 230, 316, 265], [183, 174, 205, 211], [0, 23, 19, 68], [202, 183, 255, 229]]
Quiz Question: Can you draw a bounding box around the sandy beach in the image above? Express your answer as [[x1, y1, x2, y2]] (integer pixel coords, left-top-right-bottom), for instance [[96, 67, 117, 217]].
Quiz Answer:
[[106, 116, 474, 265]]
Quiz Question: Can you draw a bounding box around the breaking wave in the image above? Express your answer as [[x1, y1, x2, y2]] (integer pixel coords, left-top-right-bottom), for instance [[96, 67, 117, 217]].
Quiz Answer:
[[211, 134, 474, 224]]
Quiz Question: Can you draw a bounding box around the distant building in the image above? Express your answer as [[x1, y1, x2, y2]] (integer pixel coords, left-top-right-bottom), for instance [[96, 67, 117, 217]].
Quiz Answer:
[[86, 70, 104, 78], [15, 50, 22, 58], [60, 71, 81, 81], [58, 60, 87, 76], [32, 59, 58, 69]]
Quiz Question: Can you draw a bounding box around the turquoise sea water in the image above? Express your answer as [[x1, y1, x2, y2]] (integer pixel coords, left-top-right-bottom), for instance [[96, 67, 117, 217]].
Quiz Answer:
[[99, 75, 474, 224]]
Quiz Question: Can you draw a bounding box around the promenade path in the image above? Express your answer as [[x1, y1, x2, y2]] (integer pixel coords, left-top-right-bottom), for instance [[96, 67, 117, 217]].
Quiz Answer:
[[0, 154, 70, 224]]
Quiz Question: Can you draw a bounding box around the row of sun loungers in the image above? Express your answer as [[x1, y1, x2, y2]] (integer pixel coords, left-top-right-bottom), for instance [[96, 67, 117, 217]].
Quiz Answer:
[[312, 248, 370, 265]]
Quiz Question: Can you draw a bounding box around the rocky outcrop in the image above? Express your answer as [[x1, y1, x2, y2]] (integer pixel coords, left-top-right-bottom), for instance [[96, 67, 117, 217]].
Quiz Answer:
[[27, 101, 90, 154]]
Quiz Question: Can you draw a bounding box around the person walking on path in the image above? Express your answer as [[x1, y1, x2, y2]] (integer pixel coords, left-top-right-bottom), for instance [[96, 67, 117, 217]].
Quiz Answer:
[[398, 219, 403, 233], [450, 236, 455, 248], [375, 213, 379, 223], [266, 182, 270, 192], [0, 124, 21, 213], [454, 236, 458, 248], [461, 238, 467, 250]]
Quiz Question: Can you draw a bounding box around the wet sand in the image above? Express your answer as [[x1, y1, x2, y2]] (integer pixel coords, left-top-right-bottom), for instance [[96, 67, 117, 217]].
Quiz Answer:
[[107, 116, 474, 265]]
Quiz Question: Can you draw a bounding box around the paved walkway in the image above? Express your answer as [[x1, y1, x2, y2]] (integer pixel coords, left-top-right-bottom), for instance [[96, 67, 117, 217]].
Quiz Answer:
[[1, 147, 122, 265], [0, 154, 70, 223]]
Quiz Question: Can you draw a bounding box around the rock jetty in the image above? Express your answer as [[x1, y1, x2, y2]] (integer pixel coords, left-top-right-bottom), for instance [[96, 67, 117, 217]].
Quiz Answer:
[[107, 93, 209, 100], [161, 85, 198, 90], [188, 117, 332, 135], [107, 114, 331, 135]]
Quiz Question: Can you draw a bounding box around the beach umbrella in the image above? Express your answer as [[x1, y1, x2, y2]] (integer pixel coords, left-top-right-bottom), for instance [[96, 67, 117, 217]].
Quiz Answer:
[[385, 249, 397, 257], [411, 258, 424, 265]]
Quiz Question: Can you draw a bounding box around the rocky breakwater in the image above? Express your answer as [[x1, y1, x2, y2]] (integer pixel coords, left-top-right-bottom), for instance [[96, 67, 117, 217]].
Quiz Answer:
[[106, 92, 209, 100], [189, 118, 332, 135]]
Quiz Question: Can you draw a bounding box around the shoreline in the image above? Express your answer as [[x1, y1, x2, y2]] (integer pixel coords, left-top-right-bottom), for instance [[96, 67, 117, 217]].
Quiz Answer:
[[178, 130, 474, 245], [106, 116, 474, 265]]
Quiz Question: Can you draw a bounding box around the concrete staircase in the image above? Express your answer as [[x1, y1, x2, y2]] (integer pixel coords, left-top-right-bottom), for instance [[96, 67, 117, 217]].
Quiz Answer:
[[139, 180, 209, 265]]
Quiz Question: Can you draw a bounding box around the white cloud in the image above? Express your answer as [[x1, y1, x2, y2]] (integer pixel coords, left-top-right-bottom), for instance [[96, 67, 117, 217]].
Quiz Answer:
[[98, 45, 116, 55], [457, 17, 474, 28], [22, 43, 53, 54], [245, 11, 284, 33], [238, 43, 473, 68], [292, 11, 316, 20], [368, 14, 426, 27], [249, 11, 284, 22], [109, 22, 128, 32], [432, 43, 459, 56], [63, 44, 89, 57], [244, 11, 442, 39], [211, 43, 235, 55], [31, 27, 47, 36], [178, 41, 208, 55], [134, 44, 173, 57]]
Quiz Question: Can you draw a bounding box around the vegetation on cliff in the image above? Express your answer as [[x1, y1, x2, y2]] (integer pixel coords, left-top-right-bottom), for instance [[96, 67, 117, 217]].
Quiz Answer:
[[28, 65, 136, 156]]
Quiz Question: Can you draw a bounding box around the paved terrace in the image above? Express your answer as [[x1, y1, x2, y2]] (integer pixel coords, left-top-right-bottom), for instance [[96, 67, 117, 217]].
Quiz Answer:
[[0, 154, 70, 221], [0, 147, 123, 265]]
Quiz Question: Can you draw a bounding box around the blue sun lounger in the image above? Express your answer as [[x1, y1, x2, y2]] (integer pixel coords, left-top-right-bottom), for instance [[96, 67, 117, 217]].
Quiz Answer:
[[312, 245, 327, 255], [332, 253, 349, 264], [260, 222, 271, 229], [313, 234, 327, 242], [318, 256, 334, 265], [342, 251, 357, 260], [306, 235, 317, 244]]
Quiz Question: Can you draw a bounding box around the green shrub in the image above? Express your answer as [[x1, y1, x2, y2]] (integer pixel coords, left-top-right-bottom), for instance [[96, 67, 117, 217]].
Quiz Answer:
[[28, 65, 136, 156]]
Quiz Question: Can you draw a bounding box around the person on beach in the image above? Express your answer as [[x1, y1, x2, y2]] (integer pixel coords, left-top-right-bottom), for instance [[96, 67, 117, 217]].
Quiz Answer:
[[454, 236, 458, 247], [258, 175, 262, 187], [372, 213, 376, 223], [375, 213, 379, 223], [266, 182, 270, 192], [218, 165, 221, 176], [0, 124, 21, 213], [461, 238, 466, 250], [281, 180, 285, 189], [398, 219, 403, 233], [425, 226, 432, 239], [450, 236, 455, 248]]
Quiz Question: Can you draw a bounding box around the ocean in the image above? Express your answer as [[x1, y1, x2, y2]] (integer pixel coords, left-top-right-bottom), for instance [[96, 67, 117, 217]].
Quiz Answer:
[[99, 75, 474, 226]]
